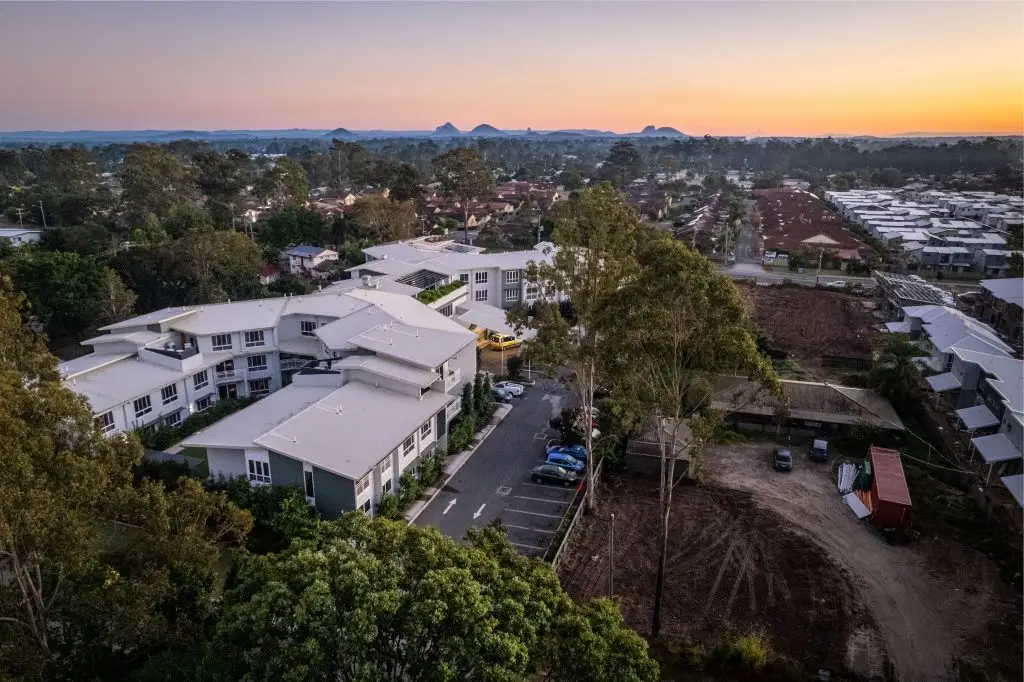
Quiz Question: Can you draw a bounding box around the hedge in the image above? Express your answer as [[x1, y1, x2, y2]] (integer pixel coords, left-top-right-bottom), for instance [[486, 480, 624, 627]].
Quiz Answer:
[[136, 396, 257, 450], [416, 280, 465, 303]]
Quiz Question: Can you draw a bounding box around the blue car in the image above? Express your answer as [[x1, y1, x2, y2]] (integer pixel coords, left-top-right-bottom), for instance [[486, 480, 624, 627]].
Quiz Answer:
[[546, 451, 585, 472], [545, 440, 587, 460]]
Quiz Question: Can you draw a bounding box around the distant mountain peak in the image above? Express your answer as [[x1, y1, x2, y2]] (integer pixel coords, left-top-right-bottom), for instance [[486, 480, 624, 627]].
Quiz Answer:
[[434, 122, 460, 135], [469, 124, 506, 137], [324, 127, 355, 138], [634, 125, 686, 138]]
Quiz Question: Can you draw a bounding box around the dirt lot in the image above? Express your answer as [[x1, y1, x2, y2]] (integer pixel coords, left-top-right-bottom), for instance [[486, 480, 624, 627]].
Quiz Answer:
[[558, 468, 857, 677], [558, 444, 1022, 681], [754, 188, 865, 255], [743, 285, 875, 365]]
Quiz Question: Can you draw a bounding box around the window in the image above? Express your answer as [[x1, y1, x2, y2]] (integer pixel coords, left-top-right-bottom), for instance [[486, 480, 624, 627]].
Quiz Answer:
[[193, 370, 209, 390], [95, 411, 115, 434], [474, 290, 488, 302], [247, 354, 268, 372], [247, 459, 271, 485], [133, 396, 152, 419], [504, 270, 520, 284], [195, 395, 213, 412], [438, 303, 453, 317], [244, 330, 265, 347], [164, 411, 181, 428], [360, 499, 372, 515], [382, 479, 392, 494], [459, 273, 469, 284], [300, 320, 318, 337], [526, 285, 539, 300], [211, 334, 232, 351], [248, 378, 270, 397], [504, 289, 520, 303], [403, 435, 416, 456], [160, 384, 178, 405], [378, 454, 393, 476], [356, 474, 371, 496], [420, 421, 432, 439], [474, 271, 488, 284], [304, 470, 315, 499]]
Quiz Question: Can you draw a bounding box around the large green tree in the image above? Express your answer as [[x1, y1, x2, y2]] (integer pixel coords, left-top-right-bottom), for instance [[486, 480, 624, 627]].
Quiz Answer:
[[255, 157, 309, 207], [0, 279, 252, 679], [258, 207, 328, 249], [431, 147, 494, 243], [209, 516, 657, 682], [869, 334, 928, 406], [348, 195, 416, 243], [120, 144, 197, 221], [601, 141, 643, 189], [2, 248, 106, 339], [512, 183, 640, 511], [600, 237, 779, 637]]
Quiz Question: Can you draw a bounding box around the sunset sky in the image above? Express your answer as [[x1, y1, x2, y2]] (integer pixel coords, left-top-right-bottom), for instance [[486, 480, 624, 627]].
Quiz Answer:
[[1, 1, 1022, 136]]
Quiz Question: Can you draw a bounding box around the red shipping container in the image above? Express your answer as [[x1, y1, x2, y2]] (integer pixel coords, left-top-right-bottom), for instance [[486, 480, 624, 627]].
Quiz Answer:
[[867, 446, 912, 530]]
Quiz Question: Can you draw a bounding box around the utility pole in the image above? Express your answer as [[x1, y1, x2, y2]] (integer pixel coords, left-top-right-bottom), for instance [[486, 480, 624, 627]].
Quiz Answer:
[[608, 513, 615, 597], [816, 248, 823, 284], [14, 207, 24, 227], [38, 201, 47, 229]]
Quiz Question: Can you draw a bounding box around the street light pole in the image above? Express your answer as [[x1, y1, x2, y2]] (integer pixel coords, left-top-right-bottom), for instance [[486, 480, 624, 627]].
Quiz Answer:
[[608, 512, 615, 597], [816, 248, 823, 284]]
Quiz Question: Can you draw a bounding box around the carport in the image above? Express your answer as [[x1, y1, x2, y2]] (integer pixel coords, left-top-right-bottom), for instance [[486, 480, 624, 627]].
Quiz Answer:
[[970, 433, 1023, 485], [955, 404, 1000, 431]]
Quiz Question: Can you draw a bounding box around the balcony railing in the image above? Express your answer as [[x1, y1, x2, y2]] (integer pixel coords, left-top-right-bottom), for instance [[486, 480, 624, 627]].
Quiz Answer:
[[280, 358, 311, 372], [444, 367, 462, 391], [215, 370, 242, 384], [446, 400, 461, 422]]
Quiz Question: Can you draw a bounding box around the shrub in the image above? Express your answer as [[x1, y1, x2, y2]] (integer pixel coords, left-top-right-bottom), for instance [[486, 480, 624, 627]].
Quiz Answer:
[[506, 355, 523, 381], [420, 455, 444, 487], [376, 491, 400, 520], [415, 280, 465, 304], [733, 631, 770, 671], [397, 472, 422, 508], [137, 397, 256, 450]]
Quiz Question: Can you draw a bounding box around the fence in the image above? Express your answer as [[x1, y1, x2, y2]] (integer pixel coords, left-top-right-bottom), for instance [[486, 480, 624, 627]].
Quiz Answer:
[[548, 458, 604, 569]]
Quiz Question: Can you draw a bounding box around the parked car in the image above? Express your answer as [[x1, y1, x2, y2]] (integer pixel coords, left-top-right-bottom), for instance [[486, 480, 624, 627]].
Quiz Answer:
[[825, 280, 847, 289], [545, 439, 588, 460], [546, 452, 585, 472], [531, 464, 578, 487], [492, 381, 525, 397], [491, 387, 513, 402], [772, 448, 794, 472], [487, 333, 522, 351], [808, 439, 829, 462]]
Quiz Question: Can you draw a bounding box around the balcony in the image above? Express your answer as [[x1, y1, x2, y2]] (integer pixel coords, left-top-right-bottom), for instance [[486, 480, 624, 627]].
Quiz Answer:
[[444, 367, 462, 391], [280, 357, 311, 372], [446, 400, 461, 422], [215, 369, 242, 384]]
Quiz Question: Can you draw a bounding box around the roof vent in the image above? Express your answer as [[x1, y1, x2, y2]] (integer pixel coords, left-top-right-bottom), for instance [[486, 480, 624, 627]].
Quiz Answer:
[[336, 405, 343, 414], [293, 436, 298, 443]]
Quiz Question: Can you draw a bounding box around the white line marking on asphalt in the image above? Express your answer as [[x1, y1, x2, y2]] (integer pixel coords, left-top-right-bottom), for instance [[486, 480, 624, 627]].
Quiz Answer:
[[473, 504, 486, 519], [505, 508, 562, 519], [504, 524, 555, 535], [443, 498, 457, 515], [496, 486, 512, 496], [510, 541, 546, 551], [513, 495, 570, 505], [520, 482, 575, 491]]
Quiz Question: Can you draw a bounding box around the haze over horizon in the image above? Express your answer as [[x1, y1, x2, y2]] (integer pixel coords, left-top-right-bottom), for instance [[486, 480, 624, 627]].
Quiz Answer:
[[1, 1, 1021, 137]]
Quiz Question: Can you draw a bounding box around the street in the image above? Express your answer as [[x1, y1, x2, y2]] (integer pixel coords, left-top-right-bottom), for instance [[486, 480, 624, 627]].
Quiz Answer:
[[414, 377, 576, 556]]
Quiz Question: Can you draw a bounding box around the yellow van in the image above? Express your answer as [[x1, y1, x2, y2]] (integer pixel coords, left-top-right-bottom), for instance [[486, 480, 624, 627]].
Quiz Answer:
[[487, 333, 523, 351]]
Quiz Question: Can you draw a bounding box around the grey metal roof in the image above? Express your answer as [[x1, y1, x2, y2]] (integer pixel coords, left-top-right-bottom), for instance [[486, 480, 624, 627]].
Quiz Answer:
[[972, 433, 1022, 464], [925, 372, 961, 393], [1000, 474, 1024, 508], [254, 382, 453, 480], [955, 405, 1000, 430]]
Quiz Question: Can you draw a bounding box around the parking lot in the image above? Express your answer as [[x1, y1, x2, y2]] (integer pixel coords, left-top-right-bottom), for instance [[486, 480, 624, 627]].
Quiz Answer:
[[412, 376, 581, 558]]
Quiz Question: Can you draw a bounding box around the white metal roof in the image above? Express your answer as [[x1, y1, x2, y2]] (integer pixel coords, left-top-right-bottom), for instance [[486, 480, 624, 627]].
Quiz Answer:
[[337, 355, 438, 387], [254, 382, 453, 480], [955, 404, 1000, 430], [925, 372, 961, 393], [180, 386, 336, 449], [59, 353, 133, 379], [348, 323, 473, 369], [65, 355, 205, 413], [971, 433, 1022, 464], [1000, 474, 1024, 508], [980, 278, 1024, 308]]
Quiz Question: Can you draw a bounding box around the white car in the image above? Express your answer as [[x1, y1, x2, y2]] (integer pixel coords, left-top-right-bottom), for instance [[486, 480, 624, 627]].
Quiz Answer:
[[493, 381, 525, 397], [825, 280, 847, 289]]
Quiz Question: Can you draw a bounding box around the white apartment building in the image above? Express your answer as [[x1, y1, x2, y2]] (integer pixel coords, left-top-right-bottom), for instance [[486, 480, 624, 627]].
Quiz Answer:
[[0, 227, 42, 246]]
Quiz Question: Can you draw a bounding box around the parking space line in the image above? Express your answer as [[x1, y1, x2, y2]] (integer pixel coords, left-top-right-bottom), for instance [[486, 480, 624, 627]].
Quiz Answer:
[[504, 523, 555, 534], [509, 541, 546, 551], [512, 495, 570, 505], [520, 482, 576, 491], [505, 508, 563, 519]]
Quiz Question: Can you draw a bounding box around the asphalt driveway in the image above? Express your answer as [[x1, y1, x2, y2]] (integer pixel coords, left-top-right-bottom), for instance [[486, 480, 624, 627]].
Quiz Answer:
[[413, 376, 578, 557]]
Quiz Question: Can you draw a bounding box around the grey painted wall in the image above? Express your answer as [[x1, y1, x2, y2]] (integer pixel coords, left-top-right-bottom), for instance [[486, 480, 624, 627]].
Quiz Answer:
[[313, 467, 356, 519], [269, 451, 304, 490]]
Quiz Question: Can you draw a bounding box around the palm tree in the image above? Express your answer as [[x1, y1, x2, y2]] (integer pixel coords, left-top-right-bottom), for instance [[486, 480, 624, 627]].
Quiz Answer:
[[869, 334, 928, 405]]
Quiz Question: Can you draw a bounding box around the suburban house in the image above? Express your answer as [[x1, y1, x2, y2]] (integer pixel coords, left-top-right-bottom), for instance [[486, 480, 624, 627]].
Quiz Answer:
[[0, 226, 42, 246], [973, 278, 1023, 345], [885, 304, 1012, 374], [259, 264, 281, 285], [282, 245, 339, 277], [61, 284, 476, 456]]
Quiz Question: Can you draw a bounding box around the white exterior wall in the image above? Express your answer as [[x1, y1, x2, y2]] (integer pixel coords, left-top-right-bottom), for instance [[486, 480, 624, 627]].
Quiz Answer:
[[207, 447, 247, 481], [1000, 412, 1023, 454]]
